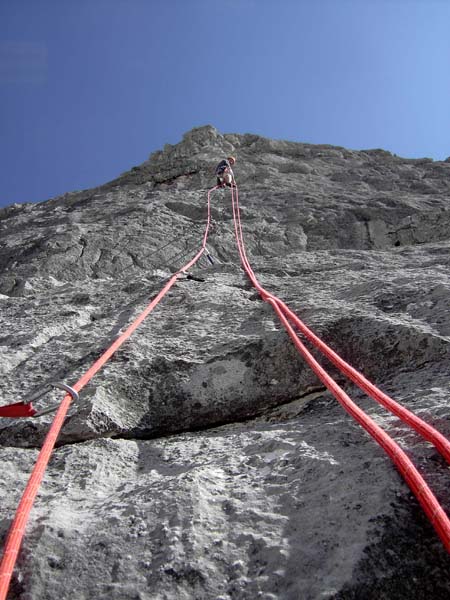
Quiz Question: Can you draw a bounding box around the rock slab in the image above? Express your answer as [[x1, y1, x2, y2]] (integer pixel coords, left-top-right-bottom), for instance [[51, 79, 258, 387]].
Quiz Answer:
[[1, 126, 450, 599]]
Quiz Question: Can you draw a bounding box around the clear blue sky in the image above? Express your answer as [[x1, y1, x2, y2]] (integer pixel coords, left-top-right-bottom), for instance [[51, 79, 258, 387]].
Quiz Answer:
[[1, 0, 449, 207]]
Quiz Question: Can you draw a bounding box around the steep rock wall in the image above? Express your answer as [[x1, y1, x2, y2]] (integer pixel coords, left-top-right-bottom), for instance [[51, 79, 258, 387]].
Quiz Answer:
[[1, 126, 450, 599]]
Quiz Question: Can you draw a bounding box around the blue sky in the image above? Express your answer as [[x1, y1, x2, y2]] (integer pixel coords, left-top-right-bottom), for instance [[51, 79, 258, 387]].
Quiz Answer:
[[1, 0, 449, 207]]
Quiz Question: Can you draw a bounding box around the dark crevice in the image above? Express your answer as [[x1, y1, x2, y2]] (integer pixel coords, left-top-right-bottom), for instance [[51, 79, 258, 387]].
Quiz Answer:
[[0, 386, 329, 452]]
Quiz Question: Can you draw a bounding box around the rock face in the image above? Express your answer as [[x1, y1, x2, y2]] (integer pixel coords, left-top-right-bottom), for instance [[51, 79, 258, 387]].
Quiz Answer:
[[1, 125, 450, 599]]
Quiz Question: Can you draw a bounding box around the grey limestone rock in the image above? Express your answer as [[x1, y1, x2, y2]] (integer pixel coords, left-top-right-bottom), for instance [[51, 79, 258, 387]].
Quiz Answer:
[[1, 125, 450, 599]]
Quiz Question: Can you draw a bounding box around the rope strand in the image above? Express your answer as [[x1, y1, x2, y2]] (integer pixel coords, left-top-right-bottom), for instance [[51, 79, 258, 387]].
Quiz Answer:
[[230, 183, 450, 552]]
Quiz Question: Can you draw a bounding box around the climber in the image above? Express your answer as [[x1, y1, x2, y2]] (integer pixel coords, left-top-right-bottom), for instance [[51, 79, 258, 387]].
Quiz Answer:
[[215, 156, 236, 187]]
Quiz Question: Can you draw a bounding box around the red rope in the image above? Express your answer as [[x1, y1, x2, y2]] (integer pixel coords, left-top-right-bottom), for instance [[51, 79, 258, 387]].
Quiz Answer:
[[276, 300, 450, 463], [232, 186, 450, 465], [0, 185, 218, 600], [230, 184, 450, 552]]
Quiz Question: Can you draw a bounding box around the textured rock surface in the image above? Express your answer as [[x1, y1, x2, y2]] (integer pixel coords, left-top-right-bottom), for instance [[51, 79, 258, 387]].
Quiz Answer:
[[1, 125, 450, 598]]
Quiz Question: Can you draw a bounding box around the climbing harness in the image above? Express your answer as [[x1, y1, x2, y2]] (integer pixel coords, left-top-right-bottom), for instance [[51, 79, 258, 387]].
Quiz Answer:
[[230, 183, 450, 553], [0, 185, 219, 600]]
